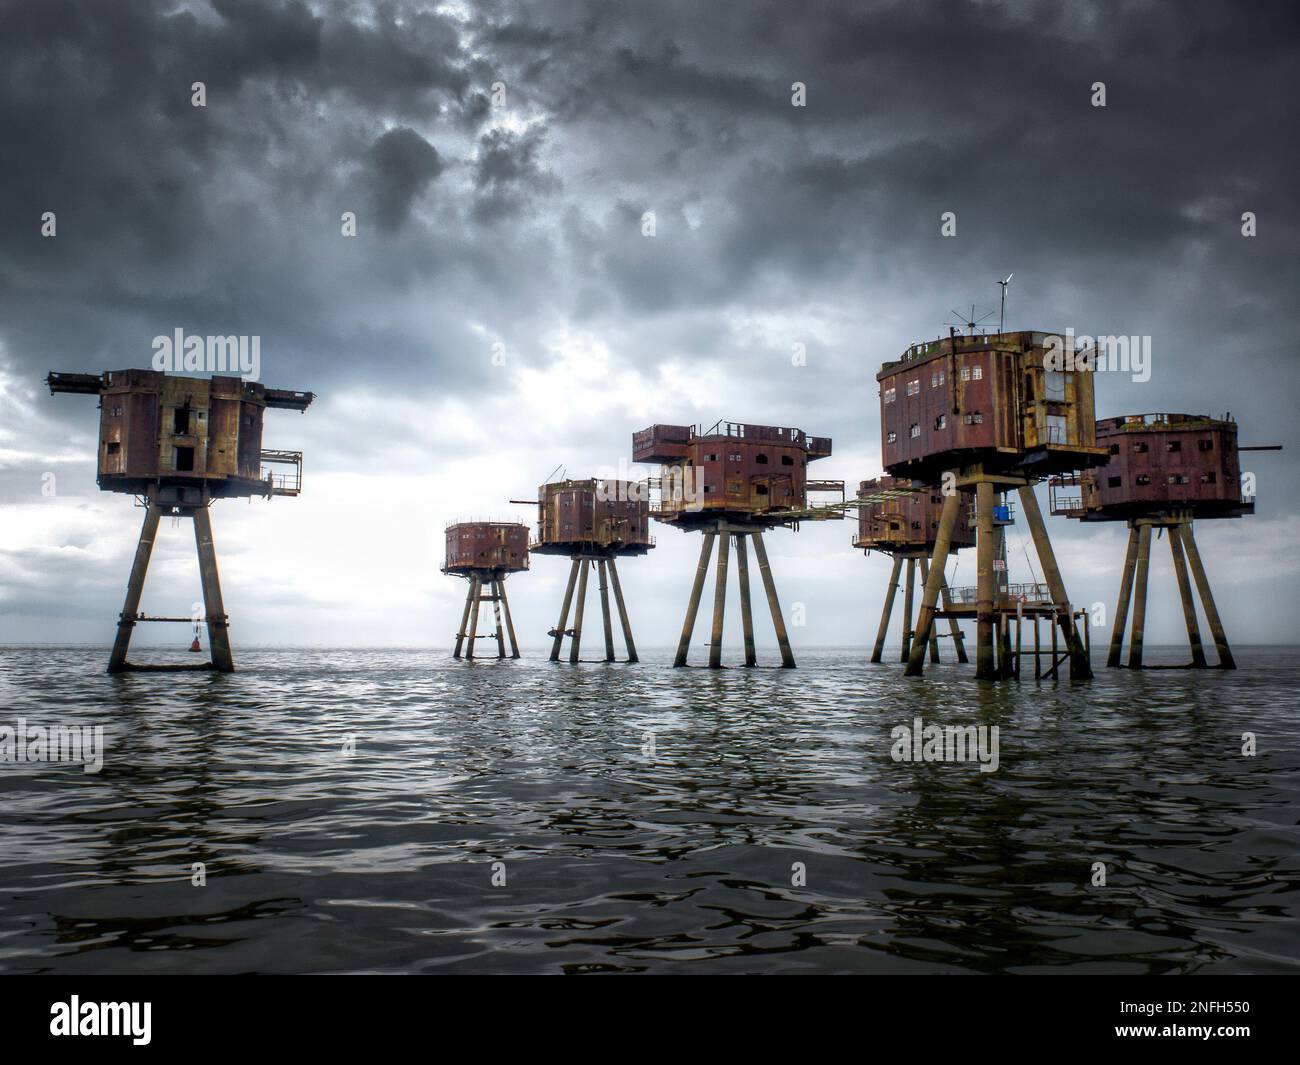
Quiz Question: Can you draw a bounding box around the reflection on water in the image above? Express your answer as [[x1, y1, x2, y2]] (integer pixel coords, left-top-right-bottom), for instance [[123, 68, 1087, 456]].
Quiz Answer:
[[1, 645, 1297, 974]]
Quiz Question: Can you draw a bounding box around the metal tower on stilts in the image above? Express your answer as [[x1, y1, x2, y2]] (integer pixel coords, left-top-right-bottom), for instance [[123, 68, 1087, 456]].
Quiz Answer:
[[514, 478, 653, 663], [632, 421, 843, 668], [1050, 413, 1278, 670], [47, 369, 312, 674], [877, 329, 1109, 681], [854, 475, 975, 664], [443, 522, 529, 660]]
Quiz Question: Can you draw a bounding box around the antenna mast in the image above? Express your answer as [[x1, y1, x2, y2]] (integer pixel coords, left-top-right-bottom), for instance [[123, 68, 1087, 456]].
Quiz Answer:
[[997, 273, 1013, 334]]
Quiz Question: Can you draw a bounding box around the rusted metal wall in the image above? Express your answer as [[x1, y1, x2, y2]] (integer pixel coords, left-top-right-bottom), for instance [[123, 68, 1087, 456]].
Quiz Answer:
[[1089, 415, 1250, 517], [535, 479, 652, 553], [878, 330, 1105, 481], [855, 475, 976, 551], [67, 369, 298, 498], [634, 421, 832, 522], [444, 522, 531, 572]]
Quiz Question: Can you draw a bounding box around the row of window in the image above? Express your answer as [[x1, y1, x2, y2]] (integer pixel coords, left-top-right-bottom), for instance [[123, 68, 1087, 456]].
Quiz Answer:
[[884, 365, 981, 404], [1108, 439, 1213, 455], [1107, 473, 1217, 487], [699, 452, 797, 466], [885, 411, 984, 444]]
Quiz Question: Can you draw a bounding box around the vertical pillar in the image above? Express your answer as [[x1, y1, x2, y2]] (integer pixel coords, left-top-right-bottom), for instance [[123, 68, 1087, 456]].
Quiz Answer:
[[975, 481, 997, 680], [193, 506, 234, 673], [465, 576, 483, 660], [454, 576, 475, 658], [1128, 522, 1152, 669], [1015, 604, 1023, 680], [1167, 524, 1207, 667], [1033, 614, 1041, 679], [900, 556, 917, 662], [1107, 524, 1140, 667], [108, 502, 162, 673], [549, 560, 580, 662], [708, 532, 732, 668], [1017, 485, 1092, 680], [871, 555, 903, 664], [905, 490, 962, 677], [570, 560, 590, 663], [735, 534, 757, 667], [751, 530, 795, 668], [919, 557, 940, 663], [675, 532, 716, 667], [1181, 522, 1235, 669], [597, 559, 616, 662], [498, 578, 521, 659], [607, 557, 637, 663], [491, 577, 507, 659]]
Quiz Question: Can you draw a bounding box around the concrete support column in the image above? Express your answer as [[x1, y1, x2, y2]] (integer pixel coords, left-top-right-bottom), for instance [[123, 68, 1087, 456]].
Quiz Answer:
[[1128, 522, 1153, 669], [570, 560, 590, 664], [549, 560, 580, 662], [1107, 524, 1140, 668], [1168, 524, 1207, 667], [871, 555, 903, 664], [109, 503, 162, 673], [193, 506, 234, 673], [675, 532, 716, 667], [752, 530, 795, 668], [735, 534, 757, 666], [1181, 522, 1235, 669], [607, 557, 637, 663], [975, 481, 997, 680], [906, 490, 963, 678], [1017, 485, 1092, 680]]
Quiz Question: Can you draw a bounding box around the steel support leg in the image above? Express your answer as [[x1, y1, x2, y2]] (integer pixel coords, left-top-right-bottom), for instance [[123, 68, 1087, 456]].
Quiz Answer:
[[871, 555, 903, 664], [1168, 525, 1207, 667], [735, 534, 757, 666], [1181, 522, 1235, 669], [607, 557, 637, 663], [465, 577, 483, 660], [675, 532, 716, 667], [1017, 485, 1092, 680], [570, 561, 590, 664], [193, 506, 234, 673], [454, 578, 475, 659], [1128, 523, 1152, 669], [708, 532, 732, 668], [976, 483, 997, 680], [498, 578, 521, 658], [598, 560, 615, 662], [1107, 524, 1140, 668], [900, 556, 917, 663], [752, 530, 795, 667], [491, 578, 507, 659], [906, 490, 963, 677], [919, 557, 940, 663], [549, 560, 580, 662], [108, 503, 162, 673]]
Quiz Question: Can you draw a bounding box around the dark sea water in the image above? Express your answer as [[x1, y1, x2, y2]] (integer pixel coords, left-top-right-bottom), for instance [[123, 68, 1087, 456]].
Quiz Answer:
[[1, 644, 1297, 975]]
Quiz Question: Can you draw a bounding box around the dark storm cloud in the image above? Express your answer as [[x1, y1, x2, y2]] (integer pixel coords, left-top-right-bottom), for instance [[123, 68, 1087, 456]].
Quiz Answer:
[[369, 126, 444, 230], [1, 0, 1298, 625]]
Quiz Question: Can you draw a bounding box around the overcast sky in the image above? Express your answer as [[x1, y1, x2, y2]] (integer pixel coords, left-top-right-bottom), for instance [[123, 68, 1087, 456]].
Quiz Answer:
[[1, 0, 1297, 653]]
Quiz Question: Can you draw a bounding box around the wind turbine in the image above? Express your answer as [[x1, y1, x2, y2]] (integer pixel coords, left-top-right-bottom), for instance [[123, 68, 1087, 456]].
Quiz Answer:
[[997, 273, 1013, 334]]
